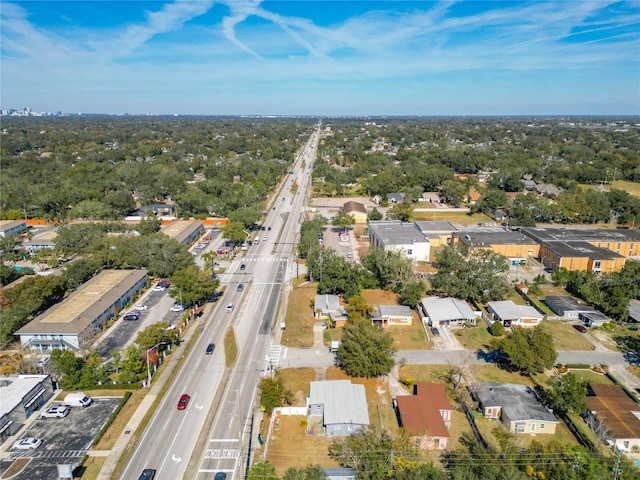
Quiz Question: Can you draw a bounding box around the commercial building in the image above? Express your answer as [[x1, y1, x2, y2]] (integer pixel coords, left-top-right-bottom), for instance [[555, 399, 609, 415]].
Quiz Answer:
[[454, 229, 540, 259], [15, 269, 148, 352], [414, 221, 457, 251], [368, 220, 430, 262], [160, 220, 204, 246], [0, 375, 53, 441], [0, 220, 27, 238]]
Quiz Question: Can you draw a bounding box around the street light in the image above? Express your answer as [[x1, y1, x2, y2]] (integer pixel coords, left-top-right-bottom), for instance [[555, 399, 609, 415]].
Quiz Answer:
[[146, 341, 166, 388]]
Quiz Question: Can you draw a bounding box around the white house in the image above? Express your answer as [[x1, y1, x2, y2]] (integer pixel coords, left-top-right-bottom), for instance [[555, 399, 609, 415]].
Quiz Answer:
[[487, 300, 544, 328]]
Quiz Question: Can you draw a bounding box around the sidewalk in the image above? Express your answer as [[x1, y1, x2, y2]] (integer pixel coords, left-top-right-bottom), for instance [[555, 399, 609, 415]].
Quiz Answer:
[[95, 314, 202, 480]]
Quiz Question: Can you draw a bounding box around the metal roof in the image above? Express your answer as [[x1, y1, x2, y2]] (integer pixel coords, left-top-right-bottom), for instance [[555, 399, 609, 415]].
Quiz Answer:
[[544, 295, 595, 315], [309, 380, 370, 427], [420, 297, 476, 323], [586, 383, 640, 441], [368, 221, 429, 246], [487, 301, 543, 321]]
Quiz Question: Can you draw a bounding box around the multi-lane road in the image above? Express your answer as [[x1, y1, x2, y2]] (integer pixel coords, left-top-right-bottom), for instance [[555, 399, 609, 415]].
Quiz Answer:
[[119, 125, 320, 480]]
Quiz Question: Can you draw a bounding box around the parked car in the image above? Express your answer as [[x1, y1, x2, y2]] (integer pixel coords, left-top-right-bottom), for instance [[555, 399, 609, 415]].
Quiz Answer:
[[206, 343, 215, 355], [237, 283, 244, 292], [157, 279, 171, 288], [170, 304, 185, 312], [431, 327, 440, 337], [13, 438, 42, 450], [152, 285, 166, 292], [133, 304, 148, 311], [177, 393, 190, 410], [138, 469, 157, 480], [64, 392, 93, 407], [40, 405, 69, 418], [124, 313, 140, 321], [573, 324, 588, 333]]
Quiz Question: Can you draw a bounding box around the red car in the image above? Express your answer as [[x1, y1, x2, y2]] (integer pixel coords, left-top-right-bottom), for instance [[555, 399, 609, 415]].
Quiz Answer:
[[157, 279, 171, 288], [177, 394, 190, 410], [573, 324, 587, 333]]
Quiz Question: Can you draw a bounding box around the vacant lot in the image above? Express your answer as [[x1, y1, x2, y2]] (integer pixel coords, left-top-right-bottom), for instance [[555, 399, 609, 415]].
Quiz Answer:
[[539, 320, 595, 351], [284, 281, 319, 348], [413, 210, 492, 225], [454, 324, 493, 350]]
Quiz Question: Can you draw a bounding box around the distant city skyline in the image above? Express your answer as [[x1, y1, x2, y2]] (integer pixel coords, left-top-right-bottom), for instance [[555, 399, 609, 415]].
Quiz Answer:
[[1, 1, 639, 116]]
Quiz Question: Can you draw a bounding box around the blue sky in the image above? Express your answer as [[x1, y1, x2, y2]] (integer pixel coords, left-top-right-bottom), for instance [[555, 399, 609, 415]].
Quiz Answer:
[[1, 1, 639, 115]]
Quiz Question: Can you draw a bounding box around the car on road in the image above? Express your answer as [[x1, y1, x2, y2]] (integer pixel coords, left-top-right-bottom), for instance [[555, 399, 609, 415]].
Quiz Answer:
[[13, 438, 42, 450], [226, 303, 235, 313], [346, 252, 352, 258], [237, 283, 244, 292], [133, 304, 148, 311], [267, 226, 271, 231], [177, 393, 190, 410], [138, 469, 157, 480], [214, 473, 227, 480], [124, 313, 140, 321], [431, 327, 440, 337], [573, 324, 588, 333], [206, 343, 215, 355], [170, 304, 185, 312], [240, 264, 246, 271], [40, 405, 69, 418]]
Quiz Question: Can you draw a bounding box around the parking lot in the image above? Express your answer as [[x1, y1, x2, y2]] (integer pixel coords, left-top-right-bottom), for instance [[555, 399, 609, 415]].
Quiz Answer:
[[1, 397, 121, 480]]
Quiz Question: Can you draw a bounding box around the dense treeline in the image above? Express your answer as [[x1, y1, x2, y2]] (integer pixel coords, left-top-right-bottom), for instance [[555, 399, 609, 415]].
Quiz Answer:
[[0, 116, 313, 224], [314, 117, 640, 225]]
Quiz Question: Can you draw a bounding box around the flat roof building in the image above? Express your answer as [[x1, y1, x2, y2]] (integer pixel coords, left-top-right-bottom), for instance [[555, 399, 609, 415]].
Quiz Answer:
[[545, 295, 595, 319], [160, 220, 204, 246], [16, 269, 148, 352], [0, 220, 27, 238], [487, 300, 544, 328], [368, 220, 430, 262], [455, 229, 540, 259], [419, 297, 477, 327], [0, 375, 53, 441]]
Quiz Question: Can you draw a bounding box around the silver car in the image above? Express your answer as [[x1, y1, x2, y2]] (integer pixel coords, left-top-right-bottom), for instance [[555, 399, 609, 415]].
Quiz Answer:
[[40, 405, 70, 418]]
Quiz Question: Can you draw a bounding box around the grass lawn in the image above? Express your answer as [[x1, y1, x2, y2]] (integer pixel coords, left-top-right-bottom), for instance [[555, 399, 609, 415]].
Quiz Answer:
[[75, 457, 105, 480], [280, 367, 316, 406], [612, 180, 640, 197], [539, 320, 595, 351], [284, 281, 319, 348], [91, 389, 147, 450], [413, 210, 492, 225], [470, 365, 534, 385], [453, 324, 493, 350], [565, 369, 614, 385]]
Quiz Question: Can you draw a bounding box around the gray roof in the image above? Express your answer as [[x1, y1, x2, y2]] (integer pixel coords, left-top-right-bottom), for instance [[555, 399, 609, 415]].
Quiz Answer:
[[456, 230, 538, 247], [160, 220, 204, 244], [543, 240, 624, 260], [387, 193, 405, 203], [414, 221, 458, 233], [309, 380, 370, 427], [579, 310, 611, 324], [629, 300, 640, 322], [368, 221, 429, 246], [376, 305, 413, 318], [471, 382, 558, 423], [420, 297, 477, 323], [487, 301, 543, 321], [0, 375, 49, 417], [519, 227, 640, 244], [314, 294, 341, 312], [15, 269, 148, 335], [544, 295, 595, 315]]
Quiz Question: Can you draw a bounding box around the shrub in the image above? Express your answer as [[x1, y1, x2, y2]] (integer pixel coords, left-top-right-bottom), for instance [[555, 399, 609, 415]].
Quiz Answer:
[[489, 320, 505, 337]]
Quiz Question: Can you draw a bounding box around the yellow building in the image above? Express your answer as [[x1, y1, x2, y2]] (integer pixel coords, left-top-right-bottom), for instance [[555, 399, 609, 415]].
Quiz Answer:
[[455, 230, 540, 258], [342, 201, 368, 224]]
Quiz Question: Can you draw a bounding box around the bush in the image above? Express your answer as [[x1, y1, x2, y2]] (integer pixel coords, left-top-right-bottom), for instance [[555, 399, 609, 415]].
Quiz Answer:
[[566, 363, 590, 369], [489, 320, 505, 337]]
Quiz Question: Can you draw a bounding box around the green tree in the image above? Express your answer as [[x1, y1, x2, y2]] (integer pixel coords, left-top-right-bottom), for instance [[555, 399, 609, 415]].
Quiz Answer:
[[544, 373, 587, 415], [362, 248, 414, 292], [489, 320, 505, 337], [169, 265, 219, 306], [222, 220, 248, 245], [495, 326, 557, 374], [247, 461, 277, 480], [385, 201, 414, 222], [398, 280, 425, 308], [332, 210, 355, 233], [136, 214, 161, 235], [258, 370, 293, 414], [367, 207, 383, 221], [336, 319, 396, 378], [282, 465, 328, 480], [134, 322, 174, 351], [345, 294, 373, 321]]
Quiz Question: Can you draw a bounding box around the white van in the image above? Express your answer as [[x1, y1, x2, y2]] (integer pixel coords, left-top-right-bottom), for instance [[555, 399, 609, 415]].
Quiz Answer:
[[64, 392, 93, 407]]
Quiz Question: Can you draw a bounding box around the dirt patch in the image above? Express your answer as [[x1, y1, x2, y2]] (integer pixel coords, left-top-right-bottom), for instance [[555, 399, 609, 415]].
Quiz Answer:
[[284, 281, 319, 348], [1, 458, 29, 479]]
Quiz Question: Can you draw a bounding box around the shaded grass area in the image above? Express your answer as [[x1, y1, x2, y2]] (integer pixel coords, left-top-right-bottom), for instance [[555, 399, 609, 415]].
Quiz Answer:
[[74, 457, 105, 480], [454, 324, 493, 350], [284, 281, 318, 348]]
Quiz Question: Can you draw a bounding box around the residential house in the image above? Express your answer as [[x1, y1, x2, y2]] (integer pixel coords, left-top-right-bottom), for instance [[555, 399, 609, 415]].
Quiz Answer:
[[15, 270, 148, 352], [368, 220, 430, 262], [487, 300, 544, 328], [585, 383, 640, 452], [545, 295, 596, 319], [0, 220, 27, 238], [307, 380, 370, 437], [314, 294, 348, 327], [471, 382, 558, 435], [387, 192, 405, 204], [396, 383, 452, 450], [534, 184, 562, 197], [580, 310, 611, 328], [419, 297, 477, 327], [371, 305, 414, 328], [421, 192, 442, 204], [23, 229, 57, 254], [342, 201, 368, 224]]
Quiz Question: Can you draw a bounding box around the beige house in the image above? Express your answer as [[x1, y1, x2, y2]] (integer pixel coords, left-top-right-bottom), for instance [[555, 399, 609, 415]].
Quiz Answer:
[[370, 305, 414, 328], [342, 201, 368, 224]]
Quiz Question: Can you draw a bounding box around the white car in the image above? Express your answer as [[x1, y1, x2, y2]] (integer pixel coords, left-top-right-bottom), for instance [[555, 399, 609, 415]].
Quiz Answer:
[[40, 405, 69, 418], [133, 304, 148, 311], [152, 286, 166, 292], [225, 303, 234, 313], [170, 304, 185, 312], [13, 438, 43, 450]]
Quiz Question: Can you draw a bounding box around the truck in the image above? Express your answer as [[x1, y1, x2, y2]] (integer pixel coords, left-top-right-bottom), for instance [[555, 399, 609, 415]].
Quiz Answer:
[[64, 392, 93, 408]]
